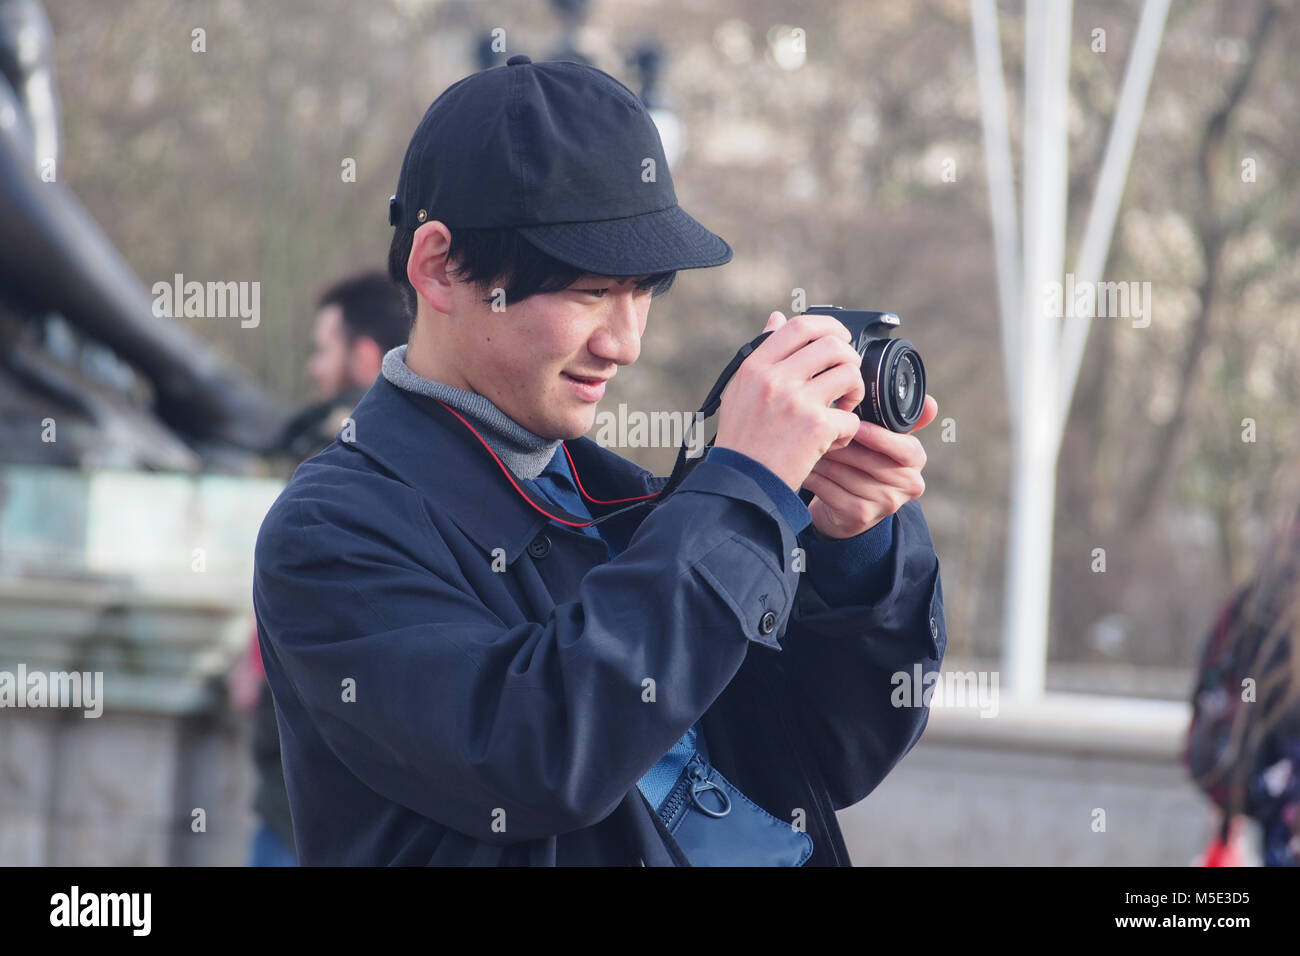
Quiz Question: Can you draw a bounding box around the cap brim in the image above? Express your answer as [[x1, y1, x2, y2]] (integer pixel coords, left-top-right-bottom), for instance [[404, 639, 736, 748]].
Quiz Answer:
[[516, 205, 733, 275]]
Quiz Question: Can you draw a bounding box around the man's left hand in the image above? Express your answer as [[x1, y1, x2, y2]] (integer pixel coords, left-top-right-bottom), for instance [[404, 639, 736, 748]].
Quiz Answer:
[[802, 394, 938, 540]]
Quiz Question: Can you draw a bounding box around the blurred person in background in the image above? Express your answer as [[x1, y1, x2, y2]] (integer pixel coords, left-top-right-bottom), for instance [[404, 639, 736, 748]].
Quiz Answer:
[[280, 271, 413, 458], [228, 270, 409, 866], [1186, 503, 1300, 867]]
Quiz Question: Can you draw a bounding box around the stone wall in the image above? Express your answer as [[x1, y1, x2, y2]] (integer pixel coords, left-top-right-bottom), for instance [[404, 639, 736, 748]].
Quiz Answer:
[[837, 691, 1245, 866]]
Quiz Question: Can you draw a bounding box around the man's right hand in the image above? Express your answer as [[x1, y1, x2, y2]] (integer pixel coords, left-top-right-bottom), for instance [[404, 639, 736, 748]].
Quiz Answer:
[[713, 311, 866, 492]]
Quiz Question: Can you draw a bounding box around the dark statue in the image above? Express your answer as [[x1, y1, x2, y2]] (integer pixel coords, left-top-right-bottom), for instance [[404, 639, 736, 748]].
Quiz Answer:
[[0, 0, 286, 470]]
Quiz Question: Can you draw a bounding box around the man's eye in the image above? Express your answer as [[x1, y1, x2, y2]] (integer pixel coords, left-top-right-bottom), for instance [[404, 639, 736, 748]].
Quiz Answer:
[[577, 288, 609, 298]]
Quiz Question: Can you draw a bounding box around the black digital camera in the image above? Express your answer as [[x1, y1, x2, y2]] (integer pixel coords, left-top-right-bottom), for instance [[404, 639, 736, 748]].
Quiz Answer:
[[799, 305, 926, 433], [652, 305, 928, 505]]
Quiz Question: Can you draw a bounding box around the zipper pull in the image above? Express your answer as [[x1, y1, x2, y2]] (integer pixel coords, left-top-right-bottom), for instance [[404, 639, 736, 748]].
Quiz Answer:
[[687, 759, 731, 818]]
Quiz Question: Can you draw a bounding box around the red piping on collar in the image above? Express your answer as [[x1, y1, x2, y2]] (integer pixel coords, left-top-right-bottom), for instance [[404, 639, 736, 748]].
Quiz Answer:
[[435, 400, 657, 529]]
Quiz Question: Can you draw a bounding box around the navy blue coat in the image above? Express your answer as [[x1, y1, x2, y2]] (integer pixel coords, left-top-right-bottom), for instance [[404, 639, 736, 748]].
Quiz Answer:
[[252, 375, 947, 865]]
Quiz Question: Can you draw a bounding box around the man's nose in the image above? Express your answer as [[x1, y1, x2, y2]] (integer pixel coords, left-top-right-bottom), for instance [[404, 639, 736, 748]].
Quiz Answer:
[[590, 295, 643, 366]]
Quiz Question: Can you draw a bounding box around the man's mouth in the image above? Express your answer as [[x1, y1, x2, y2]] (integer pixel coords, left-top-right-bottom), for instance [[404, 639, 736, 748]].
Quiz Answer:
[[562, 371, 611, 401], [562, 373, 611, 385]]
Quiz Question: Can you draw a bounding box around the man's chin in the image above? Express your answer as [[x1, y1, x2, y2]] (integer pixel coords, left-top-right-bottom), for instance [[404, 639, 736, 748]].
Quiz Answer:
[[555, 405, 598, 441]]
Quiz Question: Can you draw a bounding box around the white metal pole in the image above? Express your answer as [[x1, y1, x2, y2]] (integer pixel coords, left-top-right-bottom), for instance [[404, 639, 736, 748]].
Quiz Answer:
[[971, 0, 1023, 421], [1057, 0, 1172, 435], [1001, 0, 1072, 700]]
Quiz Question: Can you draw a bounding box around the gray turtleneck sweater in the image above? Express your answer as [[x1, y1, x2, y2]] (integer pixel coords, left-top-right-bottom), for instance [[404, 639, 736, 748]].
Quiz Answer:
[[381, 344, 560, 479]]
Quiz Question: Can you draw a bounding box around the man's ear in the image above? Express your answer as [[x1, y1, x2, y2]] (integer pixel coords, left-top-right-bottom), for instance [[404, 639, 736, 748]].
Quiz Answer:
[[407, 221, 454, 315]]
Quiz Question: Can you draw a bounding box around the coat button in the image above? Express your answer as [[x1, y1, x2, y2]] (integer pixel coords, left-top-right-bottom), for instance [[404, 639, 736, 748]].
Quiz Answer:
[[929, 617, 939, 639], [527, 534, 552, 559], [758, 610, 777, 635]]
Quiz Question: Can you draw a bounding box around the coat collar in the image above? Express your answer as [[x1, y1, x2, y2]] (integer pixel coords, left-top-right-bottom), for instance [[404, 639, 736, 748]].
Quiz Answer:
[[340, 375, 669, 562]]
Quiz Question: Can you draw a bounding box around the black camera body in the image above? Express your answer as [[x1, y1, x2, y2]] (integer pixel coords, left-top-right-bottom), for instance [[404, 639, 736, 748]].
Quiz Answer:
[[800, 305, 926, 433], [654, 305, 929, 504]]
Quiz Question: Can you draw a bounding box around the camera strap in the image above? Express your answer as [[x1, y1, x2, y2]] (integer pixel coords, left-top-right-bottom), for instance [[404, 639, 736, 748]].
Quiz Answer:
[[425, 329, 773, 529], [430, 399, 658, 529], [655, 330, 772, 503]]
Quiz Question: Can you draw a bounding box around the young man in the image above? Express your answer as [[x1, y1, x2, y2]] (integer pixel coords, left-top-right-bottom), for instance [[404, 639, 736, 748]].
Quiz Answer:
[[253, 55, 946, 866]]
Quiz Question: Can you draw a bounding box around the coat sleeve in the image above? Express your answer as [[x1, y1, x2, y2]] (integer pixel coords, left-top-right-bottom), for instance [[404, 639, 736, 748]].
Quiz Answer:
[[252, 459, 805, 845], [778, 499, 946, 811]]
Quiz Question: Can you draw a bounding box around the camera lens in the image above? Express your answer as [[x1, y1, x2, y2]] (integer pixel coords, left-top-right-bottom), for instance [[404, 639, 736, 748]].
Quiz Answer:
[[895, 352, 922, 417], [859, 338, 926, 432]]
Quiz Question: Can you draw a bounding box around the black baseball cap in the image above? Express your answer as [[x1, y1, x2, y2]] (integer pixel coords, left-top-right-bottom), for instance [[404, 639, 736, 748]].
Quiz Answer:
[[388, 54, 733, 276]]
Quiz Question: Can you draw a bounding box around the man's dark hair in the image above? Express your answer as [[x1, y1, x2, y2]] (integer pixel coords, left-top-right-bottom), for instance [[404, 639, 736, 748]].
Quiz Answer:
[[316, 270, 411, 351], [387, 226, 676, 319]]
